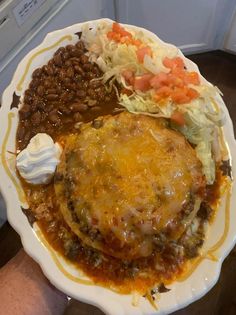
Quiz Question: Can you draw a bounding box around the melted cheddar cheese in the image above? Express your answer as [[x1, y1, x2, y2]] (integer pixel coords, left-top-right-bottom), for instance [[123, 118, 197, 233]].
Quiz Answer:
[[55, 112, 205, 260]]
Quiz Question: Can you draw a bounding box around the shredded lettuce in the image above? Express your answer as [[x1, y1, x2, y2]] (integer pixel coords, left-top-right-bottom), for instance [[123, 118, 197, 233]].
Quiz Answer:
[[171, 97, 224, 184], [196, 141, 215, 184], [81, 22, 177, 84], [119, 93, 174, 117]]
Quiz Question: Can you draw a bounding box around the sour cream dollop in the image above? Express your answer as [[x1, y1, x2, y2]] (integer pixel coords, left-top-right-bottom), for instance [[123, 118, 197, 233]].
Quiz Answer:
[[16, 133, 62, 185]]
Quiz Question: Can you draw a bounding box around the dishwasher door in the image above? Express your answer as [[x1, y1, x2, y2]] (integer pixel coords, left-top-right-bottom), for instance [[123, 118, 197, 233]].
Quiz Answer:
[[0, 0, 115, 95]]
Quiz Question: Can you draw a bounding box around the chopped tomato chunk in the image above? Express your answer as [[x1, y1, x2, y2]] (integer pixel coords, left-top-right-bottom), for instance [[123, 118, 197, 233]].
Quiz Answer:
[[136, 46, 152, 63], [167, 74, 184, 88], [107, 22, 141, 47], [171, 67, 186, 80], [112, 22, 122, 33], [184, 72, 200, 85], [112, 22, 132, 38], [134, 74, 153, 91], [150, 73, 169, 89], [133, 39, 142, 47], [163, 57, 185, 70], [171, 88, 190, 104], [107, 31, 113, 40], [107, 22, 151, 50], [155, 86, 173, 97], [122, 69, 135, 85], [107, 31, 121, 42], [186, 87, 199, 99], [171, 111, 186, 126], [120, 37, 130, 44], [171, 87, 199, 104]]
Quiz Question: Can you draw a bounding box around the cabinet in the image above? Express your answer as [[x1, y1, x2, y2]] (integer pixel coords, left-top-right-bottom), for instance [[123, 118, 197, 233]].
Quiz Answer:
[[224, 6, 236, 53], [115, 0, 235, 54]]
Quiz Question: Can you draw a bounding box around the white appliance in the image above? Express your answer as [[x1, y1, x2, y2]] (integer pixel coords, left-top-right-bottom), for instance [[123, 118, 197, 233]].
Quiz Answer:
[[0, 0, 59, 61], [0, 0, 115, 95]]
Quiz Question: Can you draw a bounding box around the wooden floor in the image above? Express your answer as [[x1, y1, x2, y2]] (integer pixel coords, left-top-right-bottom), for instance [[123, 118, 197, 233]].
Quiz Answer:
[[0, 50, 236, 315]]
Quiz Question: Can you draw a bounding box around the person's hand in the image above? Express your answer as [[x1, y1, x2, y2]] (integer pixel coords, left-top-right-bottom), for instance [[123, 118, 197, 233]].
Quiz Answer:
[[0, 249, 67, 315]]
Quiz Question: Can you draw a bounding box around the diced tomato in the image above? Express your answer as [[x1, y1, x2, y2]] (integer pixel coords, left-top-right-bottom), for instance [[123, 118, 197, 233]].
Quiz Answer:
[[150, 72, 169, 89], [158, 86, 173, 95], [112, 22, 122, 33], [112, 22, 132, 39], [107, 31, 121, 42], [112, 23, 130, 35], [173, 57, 185, 69], [186, 87, 199, 100], [122, 69, 135, 85], [133, 74, 153, 91], [163, 57, 185, 70], [107, 31, 114, 40], [133, 39, 142, 47], [115, 33, 122, 41], [120, 28, 132, 38], [155, 86, 173, 97], [184, 72, 200, 85], [136, 46, 152, 63], [170, 111, 186, 126], [120, 37, 130, 44], [154, 86, 173, 102], [108, 23, 145, 48], [171, 68, 186, 81], [167, 74, 184, 88], [163, 57, 172, 69], [171, 88, 190, 104]]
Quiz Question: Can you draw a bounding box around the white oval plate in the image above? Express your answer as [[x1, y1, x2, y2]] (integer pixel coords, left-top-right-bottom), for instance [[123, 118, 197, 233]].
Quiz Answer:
[[0, 19, 236, 315]]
